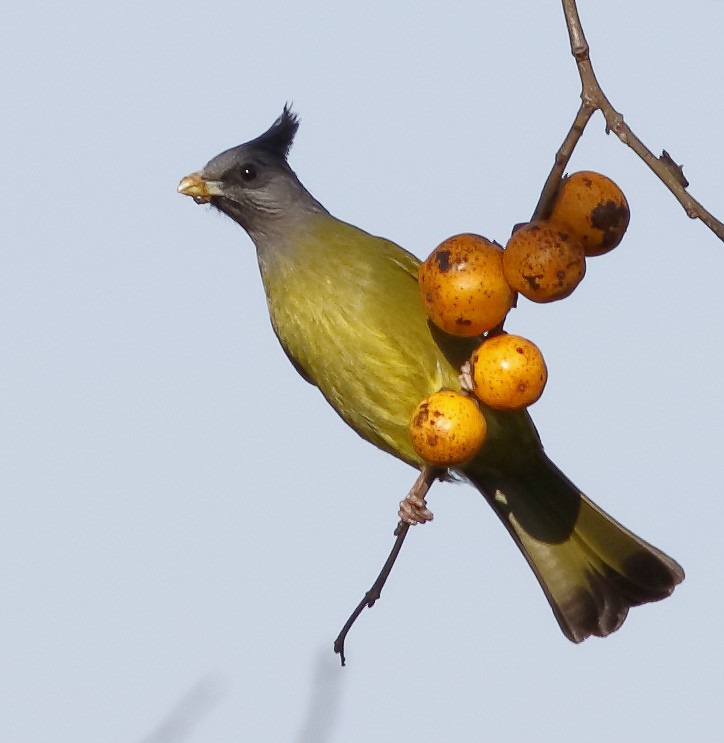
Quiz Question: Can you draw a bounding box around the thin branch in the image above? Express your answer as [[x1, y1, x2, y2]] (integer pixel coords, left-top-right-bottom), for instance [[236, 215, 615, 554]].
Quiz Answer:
[[536, 0, 724, 241], [332, 522, 410, 667], [531, 101, 595, 222], [333, 467, 439, 666]]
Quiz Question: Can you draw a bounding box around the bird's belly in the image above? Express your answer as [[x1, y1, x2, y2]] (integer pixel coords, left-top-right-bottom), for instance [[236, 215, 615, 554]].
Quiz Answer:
[[265, 270, 455, 466]]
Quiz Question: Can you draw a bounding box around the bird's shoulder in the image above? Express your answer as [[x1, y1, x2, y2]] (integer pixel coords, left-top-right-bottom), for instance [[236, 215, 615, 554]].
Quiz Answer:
[[308, 215, 421, 279]]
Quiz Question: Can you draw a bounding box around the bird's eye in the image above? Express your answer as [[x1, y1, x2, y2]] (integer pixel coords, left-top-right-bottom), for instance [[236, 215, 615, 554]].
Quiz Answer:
[[240, 164, 257, 182]]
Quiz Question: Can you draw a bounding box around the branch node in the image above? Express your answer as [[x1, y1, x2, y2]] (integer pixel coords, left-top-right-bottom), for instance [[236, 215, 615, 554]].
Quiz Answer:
[[572, 44, 588, 62], [558, 0, 723, 241], [660, 150, 690, 188]]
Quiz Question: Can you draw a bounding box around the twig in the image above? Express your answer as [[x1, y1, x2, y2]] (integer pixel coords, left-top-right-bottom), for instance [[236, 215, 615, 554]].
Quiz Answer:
[[332, 522, 410, 667], [333, 467, 438, 666], [531, 101, 595, 222], [535, 0, 724, 241]]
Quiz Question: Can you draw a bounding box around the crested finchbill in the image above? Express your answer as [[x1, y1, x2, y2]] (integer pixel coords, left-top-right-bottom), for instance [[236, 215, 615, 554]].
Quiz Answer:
[[178, 106, 683, 643]]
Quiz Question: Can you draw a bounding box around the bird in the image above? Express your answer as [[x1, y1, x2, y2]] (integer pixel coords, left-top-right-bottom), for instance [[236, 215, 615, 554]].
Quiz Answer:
[[178, 106, 683, 643]]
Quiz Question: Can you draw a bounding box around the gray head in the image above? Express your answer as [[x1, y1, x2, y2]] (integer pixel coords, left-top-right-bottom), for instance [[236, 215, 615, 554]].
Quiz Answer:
[[178, 105, 326, 237]]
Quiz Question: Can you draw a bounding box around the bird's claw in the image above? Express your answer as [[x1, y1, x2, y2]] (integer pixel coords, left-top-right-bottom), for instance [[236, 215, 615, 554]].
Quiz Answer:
[[458, 360, 474, 395], [398, 491, 434, 525]]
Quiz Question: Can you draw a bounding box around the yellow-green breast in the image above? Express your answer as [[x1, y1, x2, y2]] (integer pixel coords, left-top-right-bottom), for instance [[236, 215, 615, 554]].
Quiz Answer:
[[255, 211, 542, 472], [256, 214, 469, 465]]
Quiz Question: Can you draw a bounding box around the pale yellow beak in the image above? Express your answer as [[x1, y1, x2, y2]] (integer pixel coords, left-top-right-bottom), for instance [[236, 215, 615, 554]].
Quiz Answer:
[[177, 172, 225, 203]]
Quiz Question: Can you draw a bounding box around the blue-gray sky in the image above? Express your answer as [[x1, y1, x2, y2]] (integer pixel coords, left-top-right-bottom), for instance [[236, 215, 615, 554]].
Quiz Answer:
[[3, 2, 723, 741]]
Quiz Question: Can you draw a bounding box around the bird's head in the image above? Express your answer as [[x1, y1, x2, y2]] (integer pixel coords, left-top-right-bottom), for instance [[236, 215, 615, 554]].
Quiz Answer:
[[178, 105, 324, 235]]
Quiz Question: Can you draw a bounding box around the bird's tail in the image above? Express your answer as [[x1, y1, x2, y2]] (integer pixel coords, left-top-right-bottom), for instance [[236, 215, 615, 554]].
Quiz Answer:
[[466, 456, 684, 642]]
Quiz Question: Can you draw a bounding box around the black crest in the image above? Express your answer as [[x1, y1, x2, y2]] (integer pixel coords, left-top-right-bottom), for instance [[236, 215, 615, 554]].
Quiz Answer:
[[247, 104, 299, 161]]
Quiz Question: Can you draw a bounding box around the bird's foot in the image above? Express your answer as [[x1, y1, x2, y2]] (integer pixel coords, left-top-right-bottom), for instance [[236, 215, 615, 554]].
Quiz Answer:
[[398, 493, 433, 525], [398, 475, 435, 526], [458, 360, 474, 395]]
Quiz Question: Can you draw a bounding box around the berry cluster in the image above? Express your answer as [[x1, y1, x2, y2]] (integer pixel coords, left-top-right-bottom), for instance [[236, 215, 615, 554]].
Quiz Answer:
[[409, 171, 629, 467]]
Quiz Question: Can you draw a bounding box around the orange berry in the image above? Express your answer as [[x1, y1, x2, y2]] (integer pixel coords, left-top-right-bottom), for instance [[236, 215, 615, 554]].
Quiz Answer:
[[409, 390, 487, 467], [419, 234, 515, 336], [471, 334, 547, 410], [550, 171, 630, 256], [502, 221, 586, 303]]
